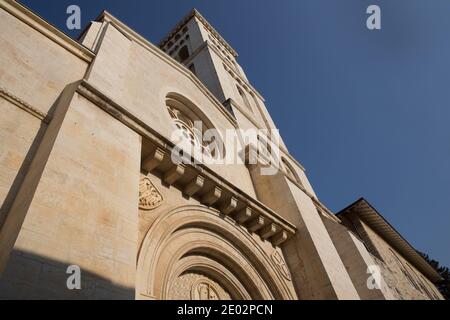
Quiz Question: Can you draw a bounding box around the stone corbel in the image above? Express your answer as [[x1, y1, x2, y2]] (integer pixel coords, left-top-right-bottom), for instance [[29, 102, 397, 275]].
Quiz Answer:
[[76, 80, 296, 249], [259, 223, 278, 240], [183, 175, 205, 197], [143, 147, 165, 172], [233, 207, 254, 224], [270, 231, 288, 246], [201, 186, 222, 206], [163, 164, 186, 185], [218, 197, 238, 215], [247, 216, 266, 233]]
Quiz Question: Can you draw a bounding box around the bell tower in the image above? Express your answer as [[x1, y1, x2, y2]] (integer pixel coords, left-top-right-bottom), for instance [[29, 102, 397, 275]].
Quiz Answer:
[[159, 9, 361, 300], [159, 9, 280, 135]]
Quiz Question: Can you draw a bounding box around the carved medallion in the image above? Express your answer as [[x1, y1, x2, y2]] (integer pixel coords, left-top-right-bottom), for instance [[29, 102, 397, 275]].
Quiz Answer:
[[271, 250, 292, 281], [168, 272, 231, 300], [191, 279, 220, 300], [139, 175, 163, 211]]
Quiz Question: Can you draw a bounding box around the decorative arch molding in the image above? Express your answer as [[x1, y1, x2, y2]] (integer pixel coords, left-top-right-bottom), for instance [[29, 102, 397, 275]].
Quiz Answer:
[[281, 157, 304, 188], [137, 205, 296, 300], [169, 255, 251, 300], [165, 92, 218, 132], [165, 92, 226, 160]]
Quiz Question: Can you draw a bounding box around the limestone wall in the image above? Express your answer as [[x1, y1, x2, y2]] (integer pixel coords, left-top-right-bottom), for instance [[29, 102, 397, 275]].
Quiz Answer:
[[136, 171, 297, 300], [84, 21, 257, 197], [0, 93, 141, 299], [344, 216, 443, 300], [320, 215, 396, 300], [0, 98, 44, 228], [0, 5, 89, 115]]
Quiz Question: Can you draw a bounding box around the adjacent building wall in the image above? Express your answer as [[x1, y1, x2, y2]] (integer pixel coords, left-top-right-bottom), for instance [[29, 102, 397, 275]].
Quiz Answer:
[[341, 214, 443, 300], [320, 215, 395, 300]]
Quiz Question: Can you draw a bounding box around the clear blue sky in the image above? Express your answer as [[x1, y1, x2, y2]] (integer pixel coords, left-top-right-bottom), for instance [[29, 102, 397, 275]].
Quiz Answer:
[[19, 0, 450, 267]]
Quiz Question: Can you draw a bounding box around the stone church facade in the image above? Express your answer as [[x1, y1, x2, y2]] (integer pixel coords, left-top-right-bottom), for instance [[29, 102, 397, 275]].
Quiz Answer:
[[0, 0, 443, 300]]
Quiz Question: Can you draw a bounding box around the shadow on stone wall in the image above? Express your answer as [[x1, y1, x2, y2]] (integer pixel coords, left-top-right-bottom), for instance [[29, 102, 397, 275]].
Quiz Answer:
[[0, 249, 135, 300], [0, 82, 80, 273]]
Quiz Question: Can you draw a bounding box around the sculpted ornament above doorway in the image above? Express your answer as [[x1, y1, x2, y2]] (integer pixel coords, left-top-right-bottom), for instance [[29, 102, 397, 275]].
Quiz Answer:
[[139, 175, 164, 211], [191, 279, 221, 300], [271, 251, 292, 281], [169, 272, 232, 300]]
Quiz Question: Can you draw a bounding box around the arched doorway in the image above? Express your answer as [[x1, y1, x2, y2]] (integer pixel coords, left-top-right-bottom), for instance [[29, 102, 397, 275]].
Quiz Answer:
[[137, 205, 296, 300]]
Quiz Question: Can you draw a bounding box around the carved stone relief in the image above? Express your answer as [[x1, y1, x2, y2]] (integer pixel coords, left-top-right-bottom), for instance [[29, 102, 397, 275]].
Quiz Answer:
[[139, 175, 163, 211], [168, 272, 231, 300], [271, 250, 292, 281], [191, 279, 221, 300]]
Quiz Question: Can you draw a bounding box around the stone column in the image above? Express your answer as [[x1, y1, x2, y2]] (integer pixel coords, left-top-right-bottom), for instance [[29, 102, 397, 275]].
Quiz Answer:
[[246, 159, 360, 300], [321, 214, 395, 300], [0, 84, 141, 299]]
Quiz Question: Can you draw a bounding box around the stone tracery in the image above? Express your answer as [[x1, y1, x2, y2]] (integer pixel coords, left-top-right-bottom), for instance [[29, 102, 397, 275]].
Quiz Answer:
[[166, 94, 222, 160]]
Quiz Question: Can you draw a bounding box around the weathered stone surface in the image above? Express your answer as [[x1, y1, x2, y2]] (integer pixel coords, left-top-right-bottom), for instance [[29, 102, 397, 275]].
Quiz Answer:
[[0, 1, 442, 300]]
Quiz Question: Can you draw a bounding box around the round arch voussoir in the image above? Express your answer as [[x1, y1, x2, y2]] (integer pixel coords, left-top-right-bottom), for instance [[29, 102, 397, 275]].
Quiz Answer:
[[137, 205, 296, 300]]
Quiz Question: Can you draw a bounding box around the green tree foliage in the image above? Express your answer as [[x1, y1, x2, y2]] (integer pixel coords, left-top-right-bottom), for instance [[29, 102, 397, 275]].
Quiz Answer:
[[418, 251, 449, 300]]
